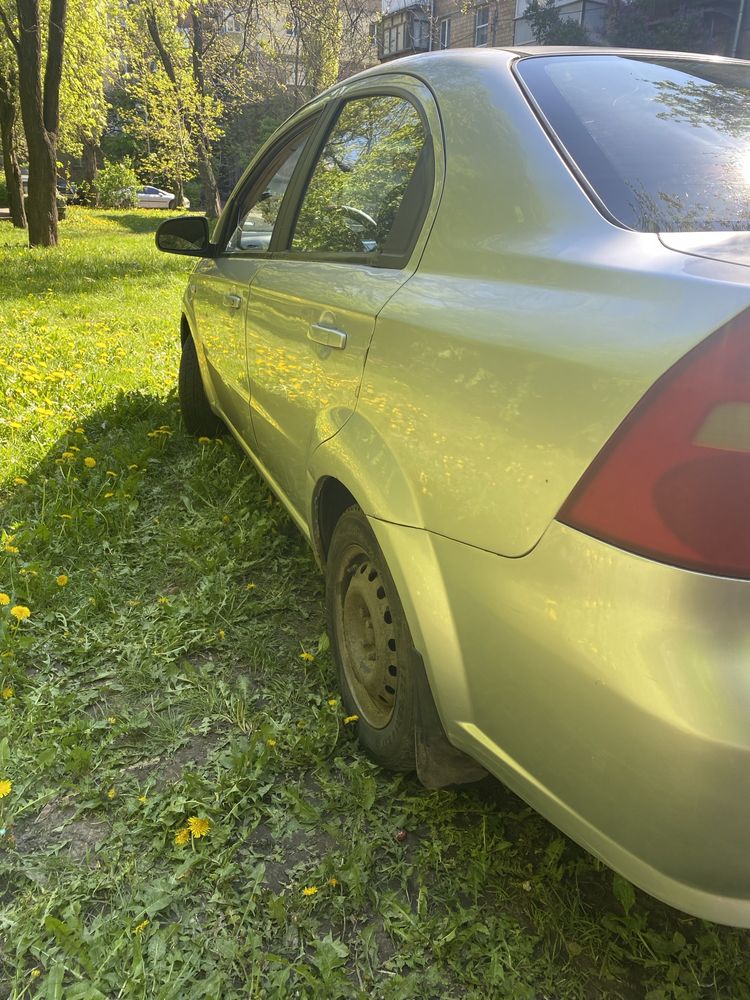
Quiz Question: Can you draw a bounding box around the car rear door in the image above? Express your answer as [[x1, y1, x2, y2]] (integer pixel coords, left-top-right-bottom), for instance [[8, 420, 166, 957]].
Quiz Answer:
[[245, 78, 441, 517]]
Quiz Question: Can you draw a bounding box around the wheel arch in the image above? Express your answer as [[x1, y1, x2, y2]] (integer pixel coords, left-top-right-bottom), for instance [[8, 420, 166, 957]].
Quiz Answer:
[[311, 476, 357, 568]]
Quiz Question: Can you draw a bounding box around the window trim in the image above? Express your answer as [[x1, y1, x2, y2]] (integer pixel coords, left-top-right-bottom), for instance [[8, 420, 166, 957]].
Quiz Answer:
[[439, 16, 451, 49], [475, 6, 490, 46], [270, 87, 436, 272], [212, 112, 325, 258]]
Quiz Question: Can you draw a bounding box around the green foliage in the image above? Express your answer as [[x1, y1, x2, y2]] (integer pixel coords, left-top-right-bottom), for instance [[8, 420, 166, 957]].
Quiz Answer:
[[59, 0, 111, 157], [95, 159, 138, 208], [0, 175, 7, 208], [607, 0, 710, 51], [523, 0, 592, 44]]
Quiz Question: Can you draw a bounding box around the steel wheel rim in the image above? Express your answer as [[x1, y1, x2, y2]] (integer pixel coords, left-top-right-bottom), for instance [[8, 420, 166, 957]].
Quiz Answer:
[[339, 551, 399, 729]]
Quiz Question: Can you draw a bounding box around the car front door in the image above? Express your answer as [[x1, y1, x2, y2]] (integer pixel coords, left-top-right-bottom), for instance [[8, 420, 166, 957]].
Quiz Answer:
[[189, 119, 318, 443], [245, 81, 440, 517]]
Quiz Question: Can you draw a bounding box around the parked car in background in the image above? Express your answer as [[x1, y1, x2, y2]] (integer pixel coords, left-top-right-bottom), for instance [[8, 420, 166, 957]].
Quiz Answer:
[[137, 185, 189, 210], [157, 47, 750, 927]]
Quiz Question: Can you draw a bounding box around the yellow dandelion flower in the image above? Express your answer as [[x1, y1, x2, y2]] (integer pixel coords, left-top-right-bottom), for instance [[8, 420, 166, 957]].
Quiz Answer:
[[218, 629, 225, 640], [245, 582, 256, 591], [299, 651, 315, 663], [302, 886, 318, 897], [266, 738, 277, 747], [84, 457, 96, 468], [0, 779, 11, 798], [13, 477, 27, 486], [0, 594, 9, 606], [104, 492, 114, 499], [56, 574, 68, 587], [8, 421, 21, 429], [128, 464, 139, 470], [2, 687, 14, 699], [60, 513, 72, 520], [197, 436, 212, 444], [222, 514, 230, 524], [138, 794, 147, 804], [327, 698, 337, 707], [174, 826, 190, 846], [4, 545, 18, 554], [30, 969, 40, 979], [106, 470, 117, 477], [107, 716, 117, 725], [187, 816, 210, 838], [75, 427, 85, 434], [327, 878, 338, 887], [10, 606, 30, 621], [70, 445, 80, 452], [343, 715, 359, 725], [133, 919, 149, 935], [61, 451, 74, 460], [106, 787, 117, 800]]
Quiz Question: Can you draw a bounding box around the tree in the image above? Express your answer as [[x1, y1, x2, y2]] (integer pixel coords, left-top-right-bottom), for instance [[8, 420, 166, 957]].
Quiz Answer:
[[289, 0, 342, 95], [58, 0, 110, 187], [0, 0, 67, 247], [607, 0, 710, 51], [523, 0, 591, 44], [0, 34, 25, 227]]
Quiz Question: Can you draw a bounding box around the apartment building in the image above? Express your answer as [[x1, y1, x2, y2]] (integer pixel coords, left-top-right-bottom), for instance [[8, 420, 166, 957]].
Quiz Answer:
[[377, 0, 748, 56]]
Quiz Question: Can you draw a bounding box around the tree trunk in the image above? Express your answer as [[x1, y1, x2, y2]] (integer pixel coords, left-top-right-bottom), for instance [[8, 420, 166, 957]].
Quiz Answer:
[[196, 141, 221, 217], [0, 64, 26, 228], [82, 134, 98, 183], [14, 0, 67, 247], [146, 7, 222, 219]]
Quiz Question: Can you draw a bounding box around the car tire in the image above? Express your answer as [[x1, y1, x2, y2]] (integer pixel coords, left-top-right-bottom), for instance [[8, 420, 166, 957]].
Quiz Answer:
[[168, 197, 177, 210], [326, 506, 417, 771], [178, 334, 225, 437]]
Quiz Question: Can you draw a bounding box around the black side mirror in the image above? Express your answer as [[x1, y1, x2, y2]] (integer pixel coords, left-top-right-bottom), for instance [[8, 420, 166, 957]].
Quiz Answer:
[[155, 216, 213, 256]]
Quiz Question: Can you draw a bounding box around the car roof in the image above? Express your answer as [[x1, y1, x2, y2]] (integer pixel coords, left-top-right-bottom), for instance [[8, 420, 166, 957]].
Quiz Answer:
[[329, 45, 750, 91]]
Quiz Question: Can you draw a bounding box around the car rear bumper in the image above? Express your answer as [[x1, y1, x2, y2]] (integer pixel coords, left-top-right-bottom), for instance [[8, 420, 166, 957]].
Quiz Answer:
[[370, 516, 750, 926]]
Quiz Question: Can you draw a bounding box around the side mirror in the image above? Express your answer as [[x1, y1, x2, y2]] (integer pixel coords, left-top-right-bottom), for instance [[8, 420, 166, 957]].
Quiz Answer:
[[155, 216, 213, 256]]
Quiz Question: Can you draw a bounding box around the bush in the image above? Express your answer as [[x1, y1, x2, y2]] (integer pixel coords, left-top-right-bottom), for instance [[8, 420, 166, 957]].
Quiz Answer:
[[96, 158, 139, 209], [0, 176, 7, 208]]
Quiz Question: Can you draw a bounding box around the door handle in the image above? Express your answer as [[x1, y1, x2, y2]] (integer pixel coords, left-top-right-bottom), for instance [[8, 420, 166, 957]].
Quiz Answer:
[[307, 323, 347, 350], [223, 293, 242, 310]]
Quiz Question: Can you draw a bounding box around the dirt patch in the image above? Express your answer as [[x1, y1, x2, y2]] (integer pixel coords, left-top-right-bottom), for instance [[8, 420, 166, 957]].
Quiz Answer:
[[10, 798, 110, 864]]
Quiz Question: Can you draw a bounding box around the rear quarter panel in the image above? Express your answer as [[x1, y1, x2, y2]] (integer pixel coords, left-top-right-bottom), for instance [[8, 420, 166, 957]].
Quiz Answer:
[[342, 52, 750, 555]]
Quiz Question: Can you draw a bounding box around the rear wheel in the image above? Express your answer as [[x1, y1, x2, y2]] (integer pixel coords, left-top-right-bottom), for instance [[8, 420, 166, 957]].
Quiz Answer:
[[178, 334, 225, 437], [326, 506, 417, 771]]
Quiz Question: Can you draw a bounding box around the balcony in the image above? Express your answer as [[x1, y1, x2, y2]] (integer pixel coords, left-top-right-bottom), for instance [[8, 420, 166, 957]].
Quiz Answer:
[[377, 3, 431, 61]]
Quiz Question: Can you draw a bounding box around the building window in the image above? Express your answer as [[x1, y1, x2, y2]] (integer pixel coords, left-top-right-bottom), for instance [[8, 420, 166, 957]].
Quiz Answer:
[[439, 16, 452, 49], [475, 6, 490, 46]]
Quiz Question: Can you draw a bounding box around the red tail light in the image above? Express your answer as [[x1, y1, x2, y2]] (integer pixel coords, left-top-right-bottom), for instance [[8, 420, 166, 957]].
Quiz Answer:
[[558, 309, 750, 578]]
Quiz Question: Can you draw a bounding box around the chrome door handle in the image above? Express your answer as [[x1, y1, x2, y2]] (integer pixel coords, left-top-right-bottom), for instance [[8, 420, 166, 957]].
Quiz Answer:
[[223, 293, 242, 310], [307, 323, 347, 350]]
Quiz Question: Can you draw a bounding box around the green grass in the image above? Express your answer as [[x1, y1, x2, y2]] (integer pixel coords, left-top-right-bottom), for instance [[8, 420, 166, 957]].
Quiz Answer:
[[1, 208, 750, 999]]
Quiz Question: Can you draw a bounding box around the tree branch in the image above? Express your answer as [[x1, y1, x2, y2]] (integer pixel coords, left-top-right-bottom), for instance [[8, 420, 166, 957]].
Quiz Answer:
[[43, 0, 66, 135], [146, 6, 177, 85], [0, 4, 19, 53]]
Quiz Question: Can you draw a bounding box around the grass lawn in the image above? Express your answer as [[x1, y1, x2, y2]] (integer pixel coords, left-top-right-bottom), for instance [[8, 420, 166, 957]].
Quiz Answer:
[[1, 208, 749, 999]]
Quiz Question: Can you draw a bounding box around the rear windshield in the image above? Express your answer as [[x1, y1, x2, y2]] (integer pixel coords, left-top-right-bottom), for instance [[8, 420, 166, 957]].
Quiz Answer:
[[516, 54, 750, 233]]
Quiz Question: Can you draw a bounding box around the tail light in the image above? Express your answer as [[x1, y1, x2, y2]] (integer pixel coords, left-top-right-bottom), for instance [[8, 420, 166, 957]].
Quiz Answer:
[[558, 308, 750, 579]]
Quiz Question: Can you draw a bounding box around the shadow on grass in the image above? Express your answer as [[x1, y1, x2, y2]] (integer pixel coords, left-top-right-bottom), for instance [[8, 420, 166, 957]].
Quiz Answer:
[[100, 212, 177, 235]]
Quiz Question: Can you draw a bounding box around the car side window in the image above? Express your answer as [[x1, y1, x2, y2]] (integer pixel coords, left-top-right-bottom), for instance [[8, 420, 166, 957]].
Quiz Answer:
[[225, 128, 313, 253], [290, 95, 427, 257]]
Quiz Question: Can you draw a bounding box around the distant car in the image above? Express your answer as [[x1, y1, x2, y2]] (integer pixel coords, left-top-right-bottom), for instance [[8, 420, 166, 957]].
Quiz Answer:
[[158, 47, 750, 927], [137, 185, 189, 210]]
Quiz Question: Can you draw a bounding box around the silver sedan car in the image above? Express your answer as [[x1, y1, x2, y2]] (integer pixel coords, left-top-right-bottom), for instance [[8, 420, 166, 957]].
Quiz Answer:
[[157, 48, 750, 927]]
